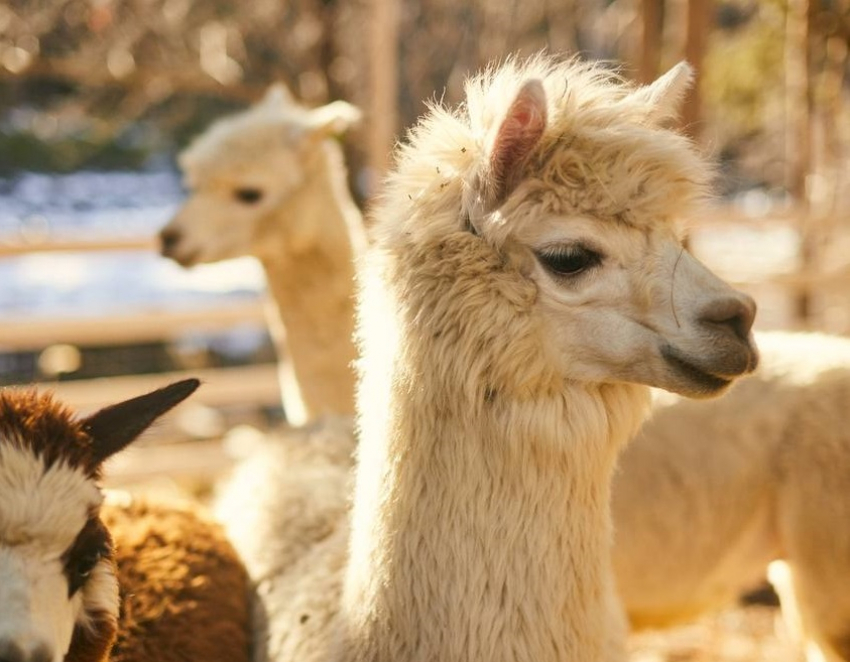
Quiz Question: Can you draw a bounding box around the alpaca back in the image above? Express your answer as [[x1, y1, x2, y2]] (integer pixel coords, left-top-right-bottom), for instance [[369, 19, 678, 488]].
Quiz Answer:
[[614, 330, 850, 628], [104, 498, 250, 662], [214, 417, 355, 662], [770, 335, 850, 662]]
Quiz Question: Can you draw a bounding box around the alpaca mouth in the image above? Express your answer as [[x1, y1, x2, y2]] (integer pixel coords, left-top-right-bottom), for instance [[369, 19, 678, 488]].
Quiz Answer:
[[660, 346, 732, 394], [162, 245, 200, 267]]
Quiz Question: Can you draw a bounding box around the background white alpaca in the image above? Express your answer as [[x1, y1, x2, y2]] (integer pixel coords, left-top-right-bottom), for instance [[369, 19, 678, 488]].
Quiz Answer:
[[159, 84, 365, 425], [215, 417, 354, 662], [614, 330, 850, 662], [0, 380, 250, 662], [216, 57, 757, 662]]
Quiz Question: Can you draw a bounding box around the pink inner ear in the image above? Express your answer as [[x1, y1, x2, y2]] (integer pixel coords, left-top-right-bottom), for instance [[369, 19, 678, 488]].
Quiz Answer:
[[513, 109, 533, 126], [488, 80, 547, 209]]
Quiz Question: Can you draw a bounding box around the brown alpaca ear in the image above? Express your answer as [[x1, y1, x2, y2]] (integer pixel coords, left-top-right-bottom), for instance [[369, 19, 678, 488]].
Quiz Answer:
[[484, 79, 547, 210], [81, 379, 200, 463], [628, 62, 693, 125]]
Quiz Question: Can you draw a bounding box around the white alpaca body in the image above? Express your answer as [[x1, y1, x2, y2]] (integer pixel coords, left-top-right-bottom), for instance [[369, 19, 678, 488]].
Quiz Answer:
[[215, 56, 757, 662], [340, 253, 648, 660], [615, 330, 850, 662], [214, 419, 354, 662]]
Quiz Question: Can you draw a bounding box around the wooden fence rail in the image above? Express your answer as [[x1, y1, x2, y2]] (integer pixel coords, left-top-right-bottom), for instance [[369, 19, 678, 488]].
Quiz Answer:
[[0, 237, 279, 419], [0, 236, 156, 257], [0, 301, 266, 351], [44, 364, 280, 413]]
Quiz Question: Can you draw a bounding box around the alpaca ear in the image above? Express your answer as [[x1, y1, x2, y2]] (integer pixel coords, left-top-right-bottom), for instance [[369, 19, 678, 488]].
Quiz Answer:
[[483, 79, 547, 210], [81, 379, 200, 463], [304, 100, 362, 138], [262, 82, 296, 108], [629, 62, 693, 124]]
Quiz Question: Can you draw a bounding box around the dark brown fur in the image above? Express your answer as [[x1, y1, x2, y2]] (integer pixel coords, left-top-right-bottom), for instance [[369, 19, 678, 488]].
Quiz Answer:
[[63, 516, 113, 598], [0, 389, 100, 476], [65, 609, 119, 662]]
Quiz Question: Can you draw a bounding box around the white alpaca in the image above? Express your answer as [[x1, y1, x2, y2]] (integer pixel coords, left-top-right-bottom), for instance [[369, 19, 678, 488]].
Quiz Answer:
[[216, 55, 757, 662], [159, 85, 365, 425], [0, 380, 250, 662], [215, 417, 355, 662], [613, 330, 850, 662]]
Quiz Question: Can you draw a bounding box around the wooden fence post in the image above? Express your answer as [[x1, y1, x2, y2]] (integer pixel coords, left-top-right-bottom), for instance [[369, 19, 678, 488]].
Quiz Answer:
[[681, 0, 712, 139], [785, 0, 815, 324], [368, 0, 400, 193], [639, 0, 664, 83]]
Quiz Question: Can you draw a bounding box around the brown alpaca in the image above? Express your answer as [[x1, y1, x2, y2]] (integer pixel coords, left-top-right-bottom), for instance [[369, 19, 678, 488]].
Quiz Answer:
[[0, 380, 250, 662]]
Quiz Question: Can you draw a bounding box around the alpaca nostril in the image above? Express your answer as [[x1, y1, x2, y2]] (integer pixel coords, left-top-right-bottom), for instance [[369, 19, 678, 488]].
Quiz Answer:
[[27, 644, 51, 662], [0, 639, 53, 662], [699, 294, 757, 341], [0, 638, 25, 662], [159, 227, 182, 255], [0, 637, 29, 662]]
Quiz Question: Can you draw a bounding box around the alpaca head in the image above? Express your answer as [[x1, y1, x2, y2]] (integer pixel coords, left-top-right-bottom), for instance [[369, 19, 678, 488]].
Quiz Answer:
[[160, 84, 361, 266], [0, 379, 199, 662], [375, 56, 758, 401]]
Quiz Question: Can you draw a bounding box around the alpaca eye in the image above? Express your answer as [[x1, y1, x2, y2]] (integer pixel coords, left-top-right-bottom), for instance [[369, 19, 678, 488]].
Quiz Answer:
[[234, 188, 264, 204], [66, 549, 103, 597], [76, 551, 101, 579], [64, 517, 110, 597], [536, 246, 602, 277]]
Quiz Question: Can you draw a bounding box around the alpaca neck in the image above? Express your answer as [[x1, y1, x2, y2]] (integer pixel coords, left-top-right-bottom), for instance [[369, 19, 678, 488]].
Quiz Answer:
[[340, 267, 650, 661], [256, 141, 363, 424]]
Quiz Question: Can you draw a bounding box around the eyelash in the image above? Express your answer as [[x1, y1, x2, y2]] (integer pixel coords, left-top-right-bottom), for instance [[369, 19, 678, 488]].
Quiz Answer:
[[234, 188, 264, 204], [535, 245, 603, 277]]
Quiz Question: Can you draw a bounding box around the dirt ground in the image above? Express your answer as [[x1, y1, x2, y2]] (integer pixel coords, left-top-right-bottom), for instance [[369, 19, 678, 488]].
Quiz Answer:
[[628, 605, 804, 662]]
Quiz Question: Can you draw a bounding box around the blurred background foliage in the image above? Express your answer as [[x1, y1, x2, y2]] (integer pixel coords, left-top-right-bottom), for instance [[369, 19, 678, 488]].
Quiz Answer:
[[1, 0, 847, 201]]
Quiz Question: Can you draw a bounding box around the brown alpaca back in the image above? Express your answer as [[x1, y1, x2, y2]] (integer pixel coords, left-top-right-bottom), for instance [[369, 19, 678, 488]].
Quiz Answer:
[[104, 499, 251, 662]]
